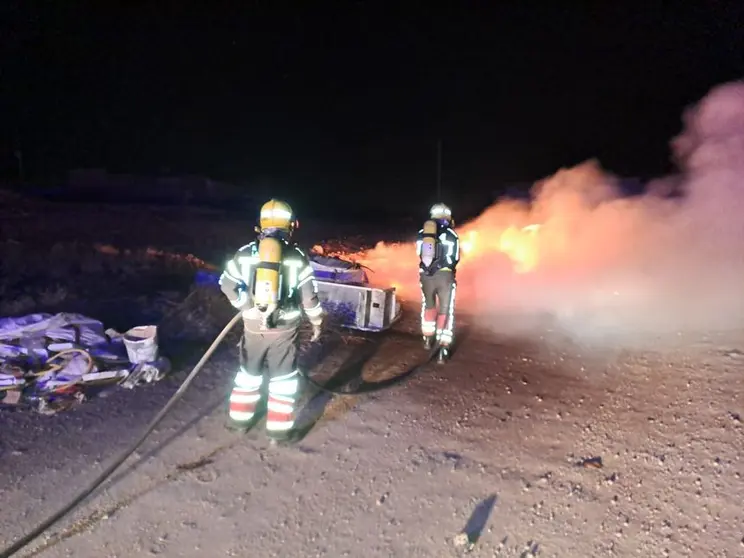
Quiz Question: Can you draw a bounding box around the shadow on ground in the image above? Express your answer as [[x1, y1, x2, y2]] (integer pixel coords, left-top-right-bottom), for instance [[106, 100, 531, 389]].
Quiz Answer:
[[293, 332, 383, 440], [462, 494, 498, 545], [292, 316, 462, 441]]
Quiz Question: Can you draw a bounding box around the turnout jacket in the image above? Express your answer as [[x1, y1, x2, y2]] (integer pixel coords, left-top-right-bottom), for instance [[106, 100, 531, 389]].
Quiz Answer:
[[219, 239, 324, 328], [416, 225, 461, 275]]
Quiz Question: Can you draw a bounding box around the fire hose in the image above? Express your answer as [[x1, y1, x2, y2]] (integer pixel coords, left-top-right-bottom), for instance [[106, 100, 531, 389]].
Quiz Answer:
[[0, 311, 243, 558], [0, 311, 438, 557]]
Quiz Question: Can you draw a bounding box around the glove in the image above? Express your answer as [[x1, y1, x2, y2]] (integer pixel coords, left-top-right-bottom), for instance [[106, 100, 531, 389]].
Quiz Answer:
[[310, 323, 322, 342]]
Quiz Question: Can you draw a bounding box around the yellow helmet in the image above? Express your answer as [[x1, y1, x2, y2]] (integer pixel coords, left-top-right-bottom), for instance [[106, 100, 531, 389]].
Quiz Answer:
[[429, 203, 453, 223], [259, 199, 296, 233]]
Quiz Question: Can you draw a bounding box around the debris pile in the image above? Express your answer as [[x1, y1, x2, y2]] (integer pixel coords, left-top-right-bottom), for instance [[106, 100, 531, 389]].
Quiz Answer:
[[0, 313, 169, 414]]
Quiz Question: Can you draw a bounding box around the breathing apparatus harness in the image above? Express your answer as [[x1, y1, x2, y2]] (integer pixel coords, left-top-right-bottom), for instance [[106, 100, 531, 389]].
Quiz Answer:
[[418, 216, 455, 276], [252, 234, 286, 330], [418, 219, 440, 275]]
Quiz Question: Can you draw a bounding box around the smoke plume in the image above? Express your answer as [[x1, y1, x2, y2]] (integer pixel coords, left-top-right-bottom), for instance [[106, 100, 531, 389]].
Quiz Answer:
[[352, 81, 744, 343]]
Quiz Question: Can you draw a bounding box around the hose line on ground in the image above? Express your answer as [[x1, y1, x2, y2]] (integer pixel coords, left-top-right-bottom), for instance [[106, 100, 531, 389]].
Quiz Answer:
[[0, 311, 432, 557], [0, 311, 244, 558], [299, 335, 440, 395]]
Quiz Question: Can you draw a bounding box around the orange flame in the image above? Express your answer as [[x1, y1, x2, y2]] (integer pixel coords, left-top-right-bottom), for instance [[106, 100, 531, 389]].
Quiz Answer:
[[335, 220, 544, 300], [495, 224, 542, 273], [459, 224, 542, 273]]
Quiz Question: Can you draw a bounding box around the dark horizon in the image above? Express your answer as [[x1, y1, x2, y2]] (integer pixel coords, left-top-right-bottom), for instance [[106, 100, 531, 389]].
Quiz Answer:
[[3, 2, 744, 211]]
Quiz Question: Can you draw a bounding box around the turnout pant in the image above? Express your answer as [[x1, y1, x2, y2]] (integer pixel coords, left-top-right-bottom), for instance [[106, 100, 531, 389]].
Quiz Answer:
[[419, 269, 457, 346], [228, 320, 302, 435]]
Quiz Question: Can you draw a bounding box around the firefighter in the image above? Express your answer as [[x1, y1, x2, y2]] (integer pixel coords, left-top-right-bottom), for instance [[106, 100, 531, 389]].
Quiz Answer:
[[219, 199, 324, 440], [416, 202, 460, 363]]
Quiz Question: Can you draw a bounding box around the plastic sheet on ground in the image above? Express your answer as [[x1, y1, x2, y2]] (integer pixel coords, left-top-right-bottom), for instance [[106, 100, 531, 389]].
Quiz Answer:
[[0, 312, 168, 414]]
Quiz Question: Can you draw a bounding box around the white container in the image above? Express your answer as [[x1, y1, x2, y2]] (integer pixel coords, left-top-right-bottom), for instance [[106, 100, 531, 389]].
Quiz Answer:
[[123, 325, 159, 364], [315, 280, 401, 331]]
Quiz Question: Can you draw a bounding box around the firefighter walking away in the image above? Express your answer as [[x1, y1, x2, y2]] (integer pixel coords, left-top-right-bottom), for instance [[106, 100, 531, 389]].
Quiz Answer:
[[219, 199, 325, 441], [416, 203, 460, 363]]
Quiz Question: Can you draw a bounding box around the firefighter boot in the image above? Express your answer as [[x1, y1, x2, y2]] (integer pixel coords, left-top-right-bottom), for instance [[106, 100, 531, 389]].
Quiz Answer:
[[435, 313, 452, 364], [225, 394, 265, 433], [437, 346, 450, 364], [225, 413, 262, 433], [423, 335, 434, 351]]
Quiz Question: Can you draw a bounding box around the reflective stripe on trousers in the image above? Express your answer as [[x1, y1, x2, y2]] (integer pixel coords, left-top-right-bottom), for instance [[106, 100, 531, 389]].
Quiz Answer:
[[436, 282, 456, 346], [266, 369, 300, 432], [228, 368, 263, 423]]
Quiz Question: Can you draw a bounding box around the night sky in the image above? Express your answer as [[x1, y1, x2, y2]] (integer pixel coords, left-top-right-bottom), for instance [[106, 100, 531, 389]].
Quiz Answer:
[[3, 2, 744, 214]]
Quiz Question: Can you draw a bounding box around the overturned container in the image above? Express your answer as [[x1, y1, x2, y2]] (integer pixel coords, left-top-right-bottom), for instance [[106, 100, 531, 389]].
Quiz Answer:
[[315, 281, 401, 332], [309, 255, 401, 331], [191, 253, 402, 332]]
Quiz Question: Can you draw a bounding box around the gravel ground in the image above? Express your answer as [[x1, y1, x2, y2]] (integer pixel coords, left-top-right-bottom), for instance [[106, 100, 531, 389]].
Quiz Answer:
[[1, 307, 742, 558]]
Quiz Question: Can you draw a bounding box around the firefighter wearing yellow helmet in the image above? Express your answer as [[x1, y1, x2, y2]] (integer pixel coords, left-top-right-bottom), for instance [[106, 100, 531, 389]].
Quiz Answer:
[[416, 202, 460, 363], [219, 199, 324, 441]]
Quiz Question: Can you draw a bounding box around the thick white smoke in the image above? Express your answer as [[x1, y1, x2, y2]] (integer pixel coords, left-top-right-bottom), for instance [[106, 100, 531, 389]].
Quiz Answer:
[[354, 81, 744, 344]]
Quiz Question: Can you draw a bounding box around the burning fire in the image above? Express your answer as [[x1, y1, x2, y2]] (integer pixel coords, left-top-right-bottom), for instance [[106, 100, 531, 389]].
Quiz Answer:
[[310, 77, 744, 337], [336, 218, 546, 300], [495, 223, 542, 273], [459, 224, 542, 274]]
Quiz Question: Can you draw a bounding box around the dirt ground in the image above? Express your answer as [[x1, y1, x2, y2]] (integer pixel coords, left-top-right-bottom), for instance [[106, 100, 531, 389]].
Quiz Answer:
[[1, 196, 743, 557]]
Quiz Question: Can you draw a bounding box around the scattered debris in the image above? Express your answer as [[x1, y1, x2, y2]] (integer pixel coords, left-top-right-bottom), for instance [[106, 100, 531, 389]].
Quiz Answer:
[[605, 472, 618, 485], [452, 532, 475, 552], [0, 312, 170, 414], [120, 358, 170, 389], [176, 457, 215, 472], [519, 540, 540, 557], [537, 471, 553, 484], [0, 388, 22, 405], [576, 456, 604, 469]]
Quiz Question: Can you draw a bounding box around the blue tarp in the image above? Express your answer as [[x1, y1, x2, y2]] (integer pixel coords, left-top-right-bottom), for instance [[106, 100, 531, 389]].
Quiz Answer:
[[194, 269, 221, 288]]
